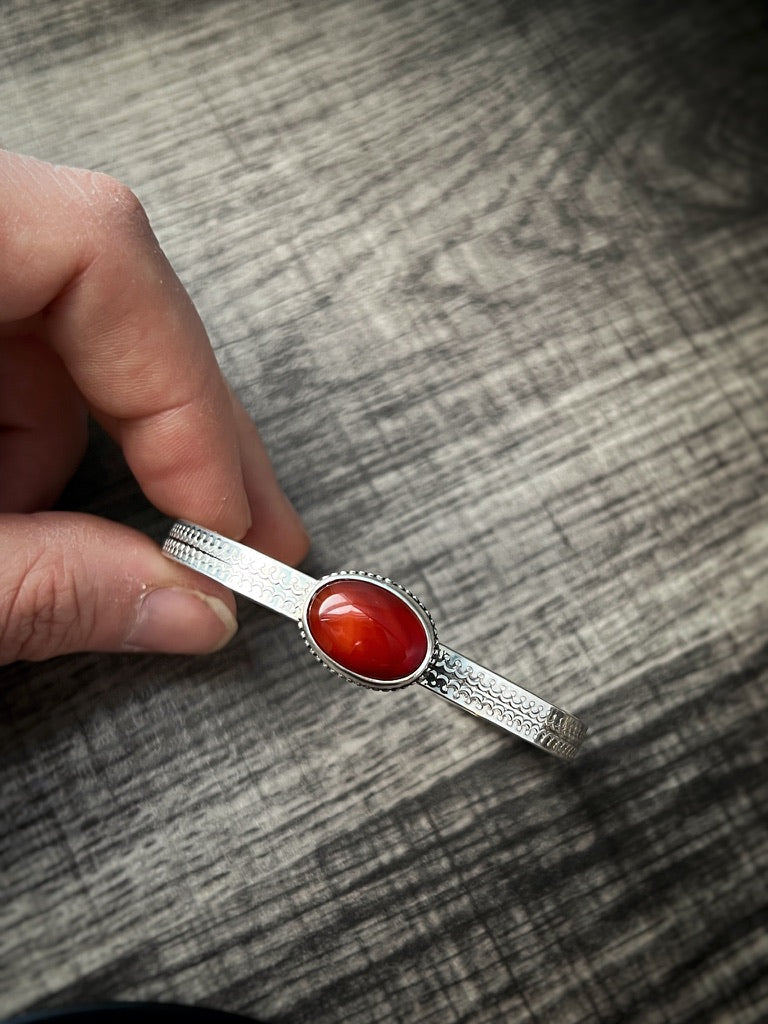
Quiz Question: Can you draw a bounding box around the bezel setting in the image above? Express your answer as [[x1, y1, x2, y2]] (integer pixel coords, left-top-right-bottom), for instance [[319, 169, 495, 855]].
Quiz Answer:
[[299, 570, 438, 691]]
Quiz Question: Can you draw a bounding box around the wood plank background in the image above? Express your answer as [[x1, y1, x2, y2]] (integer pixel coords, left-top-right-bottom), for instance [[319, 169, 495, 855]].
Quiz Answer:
[[2, 0, 767, 1021]]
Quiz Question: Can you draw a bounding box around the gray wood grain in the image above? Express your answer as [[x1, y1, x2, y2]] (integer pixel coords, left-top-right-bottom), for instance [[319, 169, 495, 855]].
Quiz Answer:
[[2, 0, 767, 1022]]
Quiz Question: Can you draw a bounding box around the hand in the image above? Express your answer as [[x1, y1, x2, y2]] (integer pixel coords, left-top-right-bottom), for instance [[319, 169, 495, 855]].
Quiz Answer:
[[0, 150, 309, 664]]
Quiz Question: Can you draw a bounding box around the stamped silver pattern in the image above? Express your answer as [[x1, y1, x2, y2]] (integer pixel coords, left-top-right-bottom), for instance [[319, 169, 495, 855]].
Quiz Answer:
[[419, 646, 586, 760], [163, 521, 314, 620], [162, 521, 587, 759]]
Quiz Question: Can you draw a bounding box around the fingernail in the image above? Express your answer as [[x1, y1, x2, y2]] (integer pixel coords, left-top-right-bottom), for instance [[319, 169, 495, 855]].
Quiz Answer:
[[125, 587, 238, 654]]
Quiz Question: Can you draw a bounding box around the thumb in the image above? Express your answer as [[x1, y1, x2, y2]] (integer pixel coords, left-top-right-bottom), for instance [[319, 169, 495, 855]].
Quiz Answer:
[[0, 512, 238, 664]]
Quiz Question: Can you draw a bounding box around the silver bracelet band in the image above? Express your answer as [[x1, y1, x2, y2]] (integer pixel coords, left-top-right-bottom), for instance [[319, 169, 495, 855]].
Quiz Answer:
[[163, 521, 587, 760]]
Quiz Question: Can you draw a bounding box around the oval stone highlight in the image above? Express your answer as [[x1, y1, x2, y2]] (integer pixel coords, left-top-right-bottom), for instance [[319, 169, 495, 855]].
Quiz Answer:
[[307, 578, 429, 683]]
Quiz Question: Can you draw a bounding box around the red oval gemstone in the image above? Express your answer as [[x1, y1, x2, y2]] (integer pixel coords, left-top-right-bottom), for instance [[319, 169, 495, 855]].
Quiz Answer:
[[307, 578, 429, 682]]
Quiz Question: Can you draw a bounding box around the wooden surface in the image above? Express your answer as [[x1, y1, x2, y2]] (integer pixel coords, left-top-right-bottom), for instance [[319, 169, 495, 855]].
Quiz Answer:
[[2, 0, 768, 1021]]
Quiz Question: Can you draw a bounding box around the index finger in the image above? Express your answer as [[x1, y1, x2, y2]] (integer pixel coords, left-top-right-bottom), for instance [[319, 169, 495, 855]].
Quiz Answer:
[[0, 150, 252, 539]]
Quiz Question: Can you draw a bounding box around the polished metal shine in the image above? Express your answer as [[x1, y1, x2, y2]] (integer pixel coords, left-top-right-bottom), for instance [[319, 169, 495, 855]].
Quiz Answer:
[[163, 520, 588, 760]]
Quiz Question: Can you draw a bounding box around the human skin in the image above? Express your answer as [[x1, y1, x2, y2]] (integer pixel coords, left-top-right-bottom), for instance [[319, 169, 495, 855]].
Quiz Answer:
[[0, 149, 309, 664]]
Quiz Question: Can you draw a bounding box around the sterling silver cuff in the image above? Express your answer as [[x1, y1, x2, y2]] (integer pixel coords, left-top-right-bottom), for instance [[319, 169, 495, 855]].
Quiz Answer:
[[163, 520, 587, 760]]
